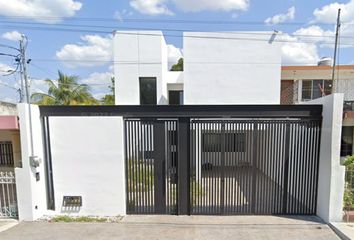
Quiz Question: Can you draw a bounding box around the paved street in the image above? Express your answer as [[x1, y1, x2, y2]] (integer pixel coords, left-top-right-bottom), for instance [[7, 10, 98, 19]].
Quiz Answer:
[[0, 215, 339, 240]]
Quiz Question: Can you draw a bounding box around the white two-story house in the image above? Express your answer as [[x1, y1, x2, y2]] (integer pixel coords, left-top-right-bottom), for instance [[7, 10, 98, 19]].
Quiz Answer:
[[113, 31, 281, 105]]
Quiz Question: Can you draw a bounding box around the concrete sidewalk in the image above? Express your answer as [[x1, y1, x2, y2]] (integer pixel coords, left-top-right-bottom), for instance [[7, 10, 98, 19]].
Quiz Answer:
[[0, 220, 18, 233], [330, 222, 354, 240], [0, 215, 340, 240]]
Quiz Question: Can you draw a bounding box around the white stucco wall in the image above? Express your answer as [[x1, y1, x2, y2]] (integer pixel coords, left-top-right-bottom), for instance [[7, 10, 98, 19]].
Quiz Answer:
[[47, 117, 126, 216], [306, 94, 345, 223], [16, 104, 47, 221], [113, 31, 169, 105], [183, 32, 281, 104]]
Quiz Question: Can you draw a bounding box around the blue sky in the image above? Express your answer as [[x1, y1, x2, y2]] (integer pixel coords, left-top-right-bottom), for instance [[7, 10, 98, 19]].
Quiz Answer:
[[0, 0, 353, 103]]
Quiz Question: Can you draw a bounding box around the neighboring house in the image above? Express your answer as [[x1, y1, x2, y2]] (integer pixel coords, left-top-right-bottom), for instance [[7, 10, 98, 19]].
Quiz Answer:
[[0, 101, 21, 171], [280, 62, 354, 158], [113, 31, 281, 105], [0, 101, 20, 218]]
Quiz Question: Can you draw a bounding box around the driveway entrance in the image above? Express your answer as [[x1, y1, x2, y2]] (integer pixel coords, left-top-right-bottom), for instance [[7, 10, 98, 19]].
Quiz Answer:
[[0, 215, 339, 240]]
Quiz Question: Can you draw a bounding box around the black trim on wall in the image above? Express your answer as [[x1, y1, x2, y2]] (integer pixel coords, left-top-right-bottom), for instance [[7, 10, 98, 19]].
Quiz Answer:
[[39, 105, 322, 119], [41, 116, 55, 210]]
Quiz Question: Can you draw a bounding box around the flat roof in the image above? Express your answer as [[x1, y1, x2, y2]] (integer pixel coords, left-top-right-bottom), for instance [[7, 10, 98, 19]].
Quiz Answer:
[[281, 65, 354, 71]]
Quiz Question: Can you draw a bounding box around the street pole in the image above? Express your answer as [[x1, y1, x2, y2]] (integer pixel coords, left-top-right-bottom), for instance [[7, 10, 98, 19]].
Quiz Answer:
[[19, 39, 25, 103], [332, 8, 341, 93], [19, 34, 35, 159], [20, 34, 30, 103]]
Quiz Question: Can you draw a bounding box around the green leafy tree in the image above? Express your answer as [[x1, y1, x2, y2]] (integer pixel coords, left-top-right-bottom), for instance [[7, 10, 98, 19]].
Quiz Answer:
[[31, 71, 98, 105], [170, 58, 183, 71], [101, 77, 115, 105]]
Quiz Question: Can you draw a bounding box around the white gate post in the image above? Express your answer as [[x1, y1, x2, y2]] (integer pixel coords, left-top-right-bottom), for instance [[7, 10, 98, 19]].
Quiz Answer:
[[16, 103, 47, 220]]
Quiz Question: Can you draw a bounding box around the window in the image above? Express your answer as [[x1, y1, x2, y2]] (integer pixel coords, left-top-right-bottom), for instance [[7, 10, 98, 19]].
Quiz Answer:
[[341, 127, 353, 157], [301, 80, 332, 101], [169, 91, 184, 105], [139, 77, 157, 105], [202, 133, 245, 152], [344, 101, 354, 111], [0, 141, 14, 166]]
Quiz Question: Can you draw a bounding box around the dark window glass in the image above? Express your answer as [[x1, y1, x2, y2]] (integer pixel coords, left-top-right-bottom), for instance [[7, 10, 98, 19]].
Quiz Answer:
[[169, 91, 183, 105], [302, 80, 333, 101], [312, 80, 323, 99], [139, 77, 156, 105], [202, 133, 245, 152], [0, 141, 14, 166], [302, 80, 312, 100], [341, 126, 353, 157]]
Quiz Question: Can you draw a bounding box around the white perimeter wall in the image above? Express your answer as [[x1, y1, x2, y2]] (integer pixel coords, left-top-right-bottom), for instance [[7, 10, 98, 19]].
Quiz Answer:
[[17, 105, 126, 219], [183, 32, 281, 104], [48, 117, 126, 216], [307, 94, 345, 223]]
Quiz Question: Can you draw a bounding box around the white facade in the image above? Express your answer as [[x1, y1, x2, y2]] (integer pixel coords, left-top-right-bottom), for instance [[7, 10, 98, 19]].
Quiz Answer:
[[113, 31, 183, 105], [183, 32, 281, 104], [113, 31, 281, 105]]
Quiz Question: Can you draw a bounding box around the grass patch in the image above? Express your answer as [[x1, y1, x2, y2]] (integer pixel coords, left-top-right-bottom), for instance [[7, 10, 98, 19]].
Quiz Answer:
[[51, 216, 109, 223], [127, 159, 154, 192]]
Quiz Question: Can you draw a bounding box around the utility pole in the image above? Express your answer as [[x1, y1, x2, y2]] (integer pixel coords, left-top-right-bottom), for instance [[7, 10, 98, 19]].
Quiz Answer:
[[332, 8, 341, 93], [19, 34, 35, 161], [19, 34, 30, 103]]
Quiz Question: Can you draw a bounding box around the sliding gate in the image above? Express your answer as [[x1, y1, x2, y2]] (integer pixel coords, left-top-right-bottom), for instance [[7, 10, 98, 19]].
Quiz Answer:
[[125, 117, 321, 215], [190, 119, 321, 215]]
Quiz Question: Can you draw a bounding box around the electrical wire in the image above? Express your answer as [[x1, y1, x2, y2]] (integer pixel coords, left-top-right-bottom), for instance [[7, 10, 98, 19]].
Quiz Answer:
[[2, 15, 353, 26], [1, 19, 353, 39], [1, 24, 354, 46]]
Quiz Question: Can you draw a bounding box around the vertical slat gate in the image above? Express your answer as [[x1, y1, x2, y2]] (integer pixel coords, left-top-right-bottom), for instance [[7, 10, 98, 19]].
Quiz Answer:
[[125, 119, 178, 214], [190, 119, 321, 215], [125, 118, 321, 215]]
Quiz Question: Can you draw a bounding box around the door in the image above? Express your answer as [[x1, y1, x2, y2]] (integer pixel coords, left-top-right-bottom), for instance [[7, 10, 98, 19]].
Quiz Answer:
[[124, 119, 178, 214]]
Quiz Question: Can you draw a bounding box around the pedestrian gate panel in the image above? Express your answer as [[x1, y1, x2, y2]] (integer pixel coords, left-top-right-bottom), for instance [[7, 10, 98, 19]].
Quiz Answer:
[[125, 119, 178, 214]]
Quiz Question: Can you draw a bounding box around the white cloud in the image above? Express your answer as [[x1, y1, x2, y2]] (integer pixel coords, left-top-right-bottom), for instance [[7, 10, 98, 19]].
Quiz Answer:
[[280, 34, 319, 65], [167, 44, 183, 68], [0, 63, 14, 72], [114, 9, 133, 22], [28, 78, 48, 95], [1, 31, 22, 41], [0, 0, 82, 23], [293, 25, 334, 46], [265, 6, 295, 25], [313, 1, 354, 24], [56, 35, 112, 68], [81, 71, 114, 91], [130, 0, 173, 15], [172, 0, 249, 12], [129, 0, 249, 15]]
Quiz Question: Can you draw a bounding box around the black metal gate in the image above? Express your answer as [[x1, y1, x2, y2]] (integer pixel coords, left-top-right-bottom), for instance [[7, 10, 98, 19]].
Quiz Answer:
[[190, 119, 321, 215], [125, 119, 178, 214]]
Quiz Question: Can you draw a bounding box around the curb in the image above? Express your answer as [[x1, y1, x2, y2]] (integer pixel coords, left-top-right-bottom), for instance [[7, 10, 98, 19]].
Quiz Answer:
[[0, 220, 19, 233], [328, 223, 351, 240]]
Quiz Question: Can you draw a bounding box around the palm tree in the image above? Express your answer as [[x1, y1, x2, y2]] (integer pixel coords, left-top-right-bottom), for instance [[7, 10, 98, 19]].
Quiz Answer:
[[31, 71, 98, 105]]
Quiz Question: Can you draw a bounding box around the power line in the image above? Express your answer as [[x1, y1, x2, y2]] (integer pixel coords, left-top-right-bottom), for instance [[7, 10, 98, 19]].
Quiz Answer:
[[1, 24, 354, 46], [2, 15, 353, 26], [1, 19, 353, 39]]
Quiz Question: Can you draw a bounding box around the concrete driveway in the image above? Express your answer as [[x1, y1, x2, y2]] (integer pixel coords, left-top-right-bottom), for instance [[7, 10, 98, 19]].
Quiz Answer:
[[0, 215, 339, 240]]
